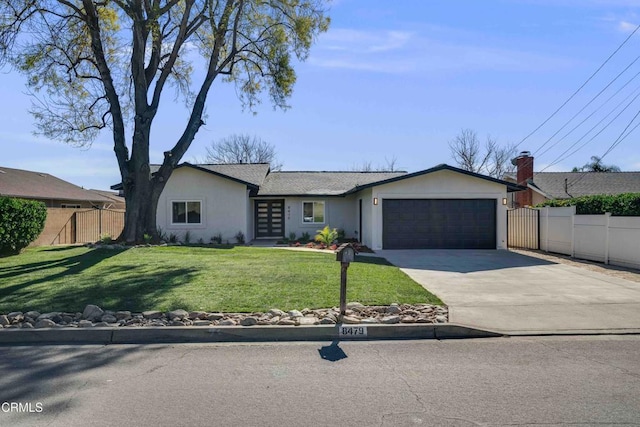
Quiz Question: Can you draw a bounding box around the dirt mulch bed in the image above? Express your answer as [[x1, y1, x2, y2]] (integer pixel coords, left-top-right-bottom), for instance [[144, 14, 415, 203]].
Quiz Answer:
[[510, 248, 640, 283]]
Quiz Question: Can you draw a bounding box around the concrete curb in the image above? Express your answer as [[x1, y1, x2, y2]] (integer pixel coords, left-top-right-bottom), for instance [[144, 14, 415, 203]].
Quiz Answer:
[[497, 328, 640, 336], [0, 323, 502, 345]]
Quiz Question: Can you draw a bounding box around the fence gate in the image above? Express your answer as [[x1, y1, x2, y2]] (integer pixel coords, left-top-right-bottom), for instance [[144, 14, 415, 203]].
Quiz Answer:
[[75, 209, 125, 243], [507, 207, 540, 250]]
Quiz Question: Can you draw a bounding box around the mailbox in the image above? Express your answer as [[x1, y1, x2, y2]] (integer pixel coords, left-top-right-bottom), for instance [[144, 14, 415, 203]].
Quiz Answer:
[[335, 243, 355, 263]]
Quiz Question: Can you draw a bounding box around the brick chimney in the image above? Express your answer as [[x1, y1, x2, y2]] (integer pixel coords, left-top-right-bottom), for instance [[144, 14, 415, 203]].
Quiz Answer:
[[512, 151, 534, 207]]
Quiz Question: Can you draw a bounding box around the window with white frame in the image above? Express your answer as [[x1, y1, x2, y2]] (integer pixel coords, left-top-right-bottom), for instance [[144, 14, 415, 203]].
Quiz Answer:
[[302, 201, 325, 223], [172, 201, 202, 224]]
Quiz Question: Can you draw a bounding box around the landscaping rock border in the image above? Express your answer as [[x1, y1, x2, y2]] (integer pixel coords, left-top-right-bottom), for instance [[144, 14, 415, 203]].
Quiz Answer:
[[0, 303, 448, 329]]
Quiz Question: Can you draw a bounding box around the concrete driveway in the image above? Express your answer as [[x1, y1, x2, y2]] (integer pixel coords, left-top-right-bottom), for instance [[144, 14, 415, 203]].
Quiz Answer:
[[377, 249, 640, 334]]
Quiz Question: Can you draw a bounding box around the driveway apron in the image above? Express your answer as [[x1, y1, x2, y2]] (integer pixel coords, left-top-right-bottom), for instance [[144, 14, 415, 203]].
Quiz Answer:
[[377, 249, 640, 334]]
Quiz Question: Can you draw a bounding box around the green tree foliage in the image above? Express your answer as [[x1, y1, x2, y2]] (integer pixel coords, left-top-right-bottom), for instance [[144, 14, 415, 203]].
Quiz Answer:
[[536, 193, 640, 216], [0, 197, 47, 256], [0, 0, 329, 242], [572, 156, 621, 172]]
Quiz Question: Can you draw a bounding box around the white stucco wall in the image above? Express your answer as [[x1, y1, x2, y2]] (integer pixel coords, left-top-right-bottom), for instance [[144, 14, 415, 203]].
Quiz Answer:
[[364, 169, 509, 250], [156, 167, 249, 243], [358, 189, 373, 248], [254, 197, 357, 240]]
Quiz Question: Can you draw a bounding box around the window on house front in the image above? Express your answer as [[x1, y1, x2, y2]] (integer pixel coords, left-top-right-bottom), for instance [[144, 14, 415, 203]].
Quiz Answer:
[[302, 201, 325, 223], [172, 201, 201, 224]]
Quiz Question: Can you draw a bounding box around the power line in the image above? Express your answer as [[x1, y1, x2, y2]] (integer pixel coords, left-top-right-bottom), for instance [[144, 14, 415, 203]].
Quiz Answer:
[[537, 69, 640, 159], [567, 113, 640, 188], [602, 108, 640, 159], [536, 86, 640, 173], [515, 22, 640, 150], [534, 55, 640, 157]]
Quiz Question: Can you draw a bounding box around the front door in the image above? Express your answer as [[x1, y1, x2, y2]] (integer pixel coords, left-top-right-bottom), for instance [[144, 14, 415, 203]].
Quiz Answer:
[[255, 200, 285, 238]]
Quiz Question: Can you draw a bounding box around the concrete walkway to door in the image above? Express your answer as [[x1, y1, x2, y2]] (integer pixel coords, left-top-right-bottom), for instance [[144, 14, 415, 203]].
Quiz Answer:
[[376, 249, 640, 334]]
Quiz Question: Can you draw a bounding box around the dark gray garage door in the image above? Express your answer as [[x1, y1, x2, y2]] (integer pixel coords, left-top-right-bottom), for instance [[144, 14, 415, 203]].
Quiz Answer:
[[383, 199, 496, 249]]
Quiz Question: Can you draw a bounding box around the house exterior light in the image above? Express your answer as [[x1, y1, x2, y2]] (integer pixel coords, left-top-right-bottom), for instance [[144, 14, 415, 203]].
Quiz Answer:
[[373, 197, 378, 205]]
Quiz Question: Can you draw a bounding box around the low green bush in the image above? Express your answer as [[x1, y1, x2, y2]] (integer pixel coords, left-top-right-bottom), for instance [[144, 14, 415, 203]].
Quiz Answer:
[[0, 197, 47, 256], [536, 193, 640, 216], [315, 225, 338, 245]]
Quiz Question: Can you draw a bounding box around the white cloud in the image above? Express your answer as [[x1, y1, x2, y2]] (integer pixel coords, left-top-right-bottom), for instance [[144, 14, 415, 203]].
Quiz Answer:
[[318, 29, 413, 53], [310, 28, 576, 75], [618, 20, 639, 33]]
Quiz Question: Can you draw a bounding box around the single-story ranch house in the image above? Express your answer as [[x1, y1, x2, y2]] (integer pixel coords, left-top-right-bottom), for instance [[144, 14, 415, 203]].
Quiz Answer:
[[117, 163, 523, 250]]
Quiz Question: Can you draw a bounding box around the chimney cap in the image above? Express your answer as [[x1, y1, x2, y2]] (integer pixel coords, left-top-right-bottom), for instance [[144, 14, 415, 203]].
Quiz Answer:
[[511, 150, 533, 165]]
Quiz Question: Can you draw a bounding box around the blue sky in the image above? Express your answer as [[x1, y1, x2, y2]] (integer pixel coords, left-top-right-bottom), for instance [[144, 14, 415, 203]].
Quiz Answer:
[[2, 0, 640, 190]]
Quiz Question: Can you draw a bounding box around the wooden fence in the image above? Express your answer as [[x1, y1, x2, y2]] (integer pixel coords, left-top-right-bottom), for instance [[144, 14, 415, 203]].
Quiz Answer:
[[32, 208, 125, 246]]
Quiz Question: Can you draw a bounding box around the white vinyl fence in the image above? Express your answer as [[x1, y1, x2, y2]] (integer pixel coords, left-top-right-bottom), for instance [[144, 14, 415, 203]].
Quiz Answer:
[[539, 206, 640, 270]]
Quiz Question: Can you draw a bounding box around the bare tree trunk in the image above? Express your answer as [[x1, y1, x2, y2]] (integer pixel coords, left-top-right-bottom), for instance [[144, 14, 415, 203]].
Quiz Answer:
[[120, 124, 168, 243]]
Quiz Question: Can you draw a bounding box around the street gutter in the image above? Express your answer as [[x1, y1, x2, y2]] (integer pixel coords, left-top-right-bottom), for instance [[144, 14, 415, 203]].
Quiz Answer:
[[0, 323, 502, 345]]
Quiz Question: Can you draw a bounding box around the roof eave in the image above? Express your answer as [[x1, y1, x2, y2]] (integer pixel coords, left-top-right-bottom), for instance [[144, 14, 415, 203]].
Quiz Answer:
[[110, 163, 261, 192], [178, 162, 260, 190], [253, 193, 348, 198], [345, 164, 526, 193]]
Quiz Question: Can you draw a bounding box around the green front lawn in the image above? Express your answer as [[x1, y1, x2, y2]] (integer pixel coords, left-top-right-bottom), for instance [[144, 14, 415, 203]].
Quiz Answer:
[[0, 246, 442, 313]]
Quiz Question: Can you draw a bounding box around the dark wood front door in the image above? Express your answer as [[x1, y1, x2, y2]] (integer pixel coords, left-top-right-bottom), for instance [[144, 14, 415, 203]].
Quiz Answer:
[[255, 200, 285, 238]]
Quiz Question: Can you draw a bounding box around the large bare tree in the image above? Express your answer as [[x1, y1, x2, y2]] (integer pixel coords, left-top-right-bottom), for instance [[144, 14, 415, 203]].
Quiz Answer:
[[205, 134, 282, 170], [351, 156, 401, 172], [0, 0, 328, 242], [448, 128, 516, 179]]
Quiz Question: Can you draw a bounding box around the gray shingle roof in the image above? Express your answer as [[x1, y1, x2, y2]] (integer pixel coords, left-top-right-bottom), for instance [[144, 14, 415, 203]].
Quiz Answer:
[[190, 163, 270, 187], [531, 172, 640, 199], [258, 171, 407, 196], [150, 163, 270, 187], [0, 166, 113, 203]]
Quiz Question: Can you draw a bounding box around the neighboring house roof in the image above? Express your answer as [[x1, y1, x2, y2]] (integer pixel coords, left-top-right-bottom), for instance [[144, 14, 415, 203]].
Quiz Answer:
[[257, 171, 406, 196], [515, 172, 640, 199], [89, 189, 126, 208], [0, 166, 112, 203]]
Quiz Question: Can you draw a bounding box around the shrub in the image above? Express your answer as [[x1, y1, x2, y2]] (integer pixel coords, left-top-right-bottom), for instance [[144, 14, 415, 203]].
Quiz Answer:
[[143, 233, 153, 244], [315, 225, 338, 245], [300, 232, 311, 242], [184, 230, 192, 244], [157, 227, 168, 242], [168, 233, 178, 243], [99, 233, 113, 244], [536, 193, 640, 216], [288, 231, 296, 241], [211, 233, 223, 244], [235, 231, 245, 244], [0, 197, 47, 256]]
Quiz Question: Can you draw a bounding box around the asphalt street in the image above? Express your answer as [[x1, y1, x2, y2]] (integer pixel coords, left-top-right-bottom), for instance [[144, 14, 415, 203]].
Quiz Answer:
[[1, 336, 640, 426]]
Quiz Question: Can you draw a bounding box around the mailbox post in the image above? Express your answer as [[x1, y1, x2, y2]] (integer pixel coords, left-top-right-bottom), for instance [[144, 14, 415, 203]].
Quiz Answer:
[[335, 243, 356, 320]]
